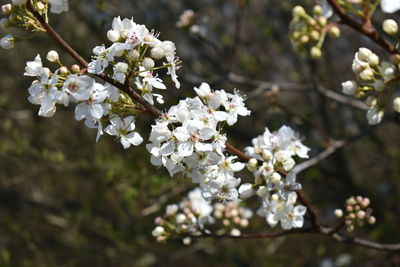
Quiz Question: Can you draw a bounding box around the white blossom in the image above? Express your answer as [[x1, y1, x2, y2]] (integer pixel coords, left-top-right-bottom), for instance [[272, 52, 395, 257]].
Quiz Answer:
[[104, 116, 143, 149]]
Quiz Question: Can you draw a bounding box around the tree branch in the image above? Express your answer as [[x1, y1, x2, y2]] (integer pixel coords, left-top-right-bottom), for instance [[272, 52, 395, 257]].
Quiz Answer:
[[327, 0, 396, 54]]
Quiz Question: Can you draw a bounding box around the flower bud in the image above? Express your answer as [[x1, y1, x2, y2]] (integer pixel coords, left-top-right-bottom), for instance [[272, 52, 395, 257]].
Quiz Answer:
[[1, 4, 12, 15], [346, 205, 353, 212], [310, 30, 320, 41], [142, 57, 155, 70], [334, 209, 343, 218], [256, 186, 268, 198], [107, 30, 120, 42], [152, 226, 164, 237], [166, 204, 178, 215], [114, 62, 129, 73], [248, 158, 258, 168], [357, 210, 366, 219], [368, 216, 376, 224], [393, 97, 400, 113], [359, 68, 374, 81], [348, 213, 356, 219], [368, 53, 379, 66], [383, 19, 398, 35], [161, 41, 175, 55], [151, 46, 165, 59], [299, 35, 309, 44], [71, 64, 80, 73], [310, 46, 322, 59], [36, 2, 45, 11], [390, 54, 400, 64], [328, 26, 341, 38], [271, 172, 281, 183], [240, 219, 249, 227], [361, 198, 370, 207], [238, 183, 254, 199], [46, 50, 59, 62], [367, 107, 384, 125], [358, 48, 372, 62], [262, 150, 272, 161], [313, 5, 323, 16], [129, 49, 140, 60], [0, 34, 14, 49], [341, 80, 357, 95], [317, 17, 327, 27], [176, 213, 186, 224], [373, 80, 385, 92], [292, 6, 306, 17], [365, 96, 377, 107], [59, 66, 68, 75], [230, 229, 241, 236]]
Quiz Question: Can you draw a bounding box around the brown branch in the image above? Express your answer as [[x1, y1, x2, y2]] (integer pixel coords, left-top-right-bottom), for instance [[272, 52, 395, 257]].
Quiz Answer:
[[327, 0, 396, 54]]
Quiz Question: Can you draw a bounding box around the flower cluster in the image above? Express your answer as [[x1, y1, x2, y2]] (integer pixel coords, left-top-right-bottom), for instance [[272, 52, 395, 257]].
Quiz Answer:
[[0, 0, 69, 49], [341, 47, 400, 125], [239, 126, 310, 229], [25, 52, 143, 149], [334, 196, 376, 232], [152, 188, 214, 244], [147, 82, 251, 201], [152, 188, 253, 243], [88, 16, 181, 106], [213, 201, 252, 236], [289, 4, 340, 59]]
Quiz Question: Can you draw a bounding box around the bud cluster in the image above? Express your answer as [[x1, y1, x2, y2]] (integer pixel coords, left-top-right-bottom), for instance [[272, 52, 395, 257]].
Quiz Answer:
[[0, 0, 69, 49], [213, 201, 252, 236], [153, 188, 214, 244], [153, 188, 253, 244], [334, 196, 376, 232], [289, 5, 340, 59], [341, 47, 400, 125]]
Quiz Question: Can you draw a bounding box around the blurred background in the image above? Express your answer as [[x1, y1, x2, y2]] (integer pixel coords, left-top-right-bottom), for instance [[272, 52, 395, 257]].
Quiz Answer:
[[0, 0, 400, 266]]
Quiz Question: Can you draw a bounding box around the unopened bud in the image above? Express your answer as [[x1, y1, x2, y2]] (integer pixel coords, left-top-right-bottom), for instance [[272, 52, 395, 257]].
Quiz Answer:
[[310, 30, 320, 41], [71, 64, 80, 73], [341, 80, 357, 95], [142, 57, 155, 70], [368, 216, 376, 224], [357, 210, 366, 219], [383, 19, 398, 35], [334, 209, 343, 218], [151, 46, 165, 59], [114, 62, 129, 73], [0, 34, 14, 49], [46, 50, 59, 62], [59, 66, 68, 75], [299, 35, 310, 44], [373, 80, 385, 92], [328, 26, 341, 38], [368, 53, 379, 66], [107, 30, 120, 43], [248, 158, 258, 169], [313, 5, 323, 16], [292, 6, 306, 17], [129, 49, 140, 60], [310, 46, 322, 59], [36, 1, 45, 11], [1, 4, 12, 15], [0, 34, 15, 49], [359, 68, 374, 81], [317, 17, 327, 27]]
